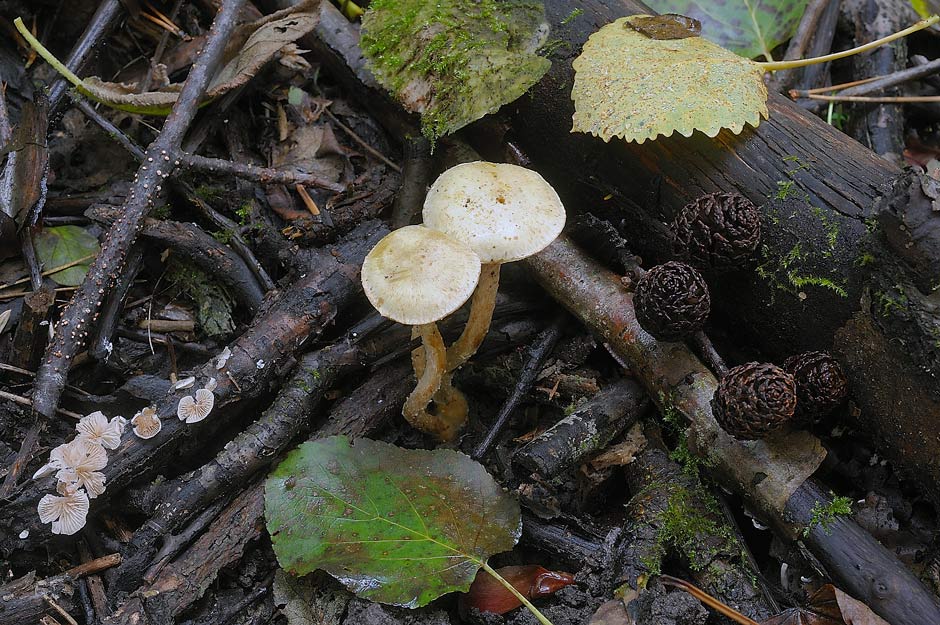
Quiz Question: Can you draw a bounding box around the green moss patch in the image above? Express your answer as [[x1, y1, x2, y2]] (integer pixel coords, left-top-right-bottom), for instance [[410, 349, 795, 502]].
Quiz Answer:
[[361, 0, 551, 143]]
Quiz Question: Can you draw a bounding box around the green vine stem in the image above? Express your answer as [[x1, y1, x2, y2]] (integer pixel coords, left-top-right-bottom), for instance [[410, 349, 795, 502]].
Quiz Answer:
[[14, 17, 85, 89], [479, 561, 555, 625], [759, 15, 939, 71]]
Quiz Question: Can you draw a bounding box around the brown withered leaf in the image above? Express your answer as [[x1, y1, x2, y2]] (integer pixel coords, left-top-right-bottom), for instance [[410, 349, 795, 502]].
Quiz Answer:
[[762, 584, 890, 625], [628, 14, 701, 39], [461, 565, 575, 615]]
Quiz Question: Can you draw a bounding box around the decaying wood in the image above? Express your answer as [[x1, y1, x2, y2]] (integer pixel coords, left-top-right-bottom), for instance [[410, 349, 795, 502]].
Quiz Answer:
[[109, 346, 349, 588], [514, 378, 648, 478], [0, 220, 385, 547], [106, 342, 416, 623], [0, 554, 120, 623], [619, 444, 773, 621], [9, 285, 54, 371], [307, 0, 940, 509], [523, 235, 940, 625], [103, 484, 265, 625]]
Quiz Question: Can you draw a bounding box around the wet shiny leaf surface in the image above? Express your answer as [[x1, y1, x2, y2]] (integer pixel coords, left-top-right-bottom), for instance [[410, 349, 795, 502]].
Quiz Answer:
[[265, 436, 521, 608]]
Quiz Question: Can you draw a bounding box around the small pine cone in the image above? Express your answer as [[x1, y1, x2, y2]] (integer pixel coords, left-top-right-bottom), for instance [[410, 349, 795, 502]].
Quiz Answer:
[[712, 362, 797, 440], [671, 192, 761, 269], [633, 262, 710, 341], [783, 351, 848, 423]]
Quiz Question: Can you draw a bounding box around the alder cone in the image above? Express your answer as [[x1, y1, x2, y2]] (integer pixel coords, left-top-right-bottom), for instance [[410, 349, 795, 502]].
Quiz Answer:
[[633, 261, 710, 341], [671, 192, 761, 269], [783, 351, 848, 423], [711, 362, 797, 440]]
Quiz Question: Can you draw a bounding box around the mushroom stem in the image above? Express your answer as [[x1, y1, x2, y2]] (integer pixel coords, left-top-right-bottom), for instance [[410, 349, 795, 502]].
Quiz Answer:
[[402, 323, 448, 436], [430, 373, 469, 441], [412, 351, 469, 441], [446, 263, 500, 371]]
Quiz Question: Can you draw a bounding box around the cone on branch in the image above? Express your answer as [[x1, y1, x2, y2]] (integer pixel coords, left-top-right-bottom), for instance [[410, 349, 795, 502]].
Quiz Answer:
[[711, 362, 797, 440], [671, 192, 761, 269], [784, 351, 849, 423], [633, 261, 710, 342]]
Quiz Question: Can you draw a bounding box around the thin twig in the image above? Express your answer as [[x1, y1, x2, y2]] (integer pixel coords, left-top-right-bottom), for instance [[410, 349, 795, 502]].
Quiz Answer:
[[659, 576, 760, 625], [324, 108, 402, 173], [140, 0, 185, 93], [0, 362, 92, 397], [803, 94, 940, 103], [182, 189, 276, 293], [789, 56, 940, 99], [0, 253, 97, 292], [772, 0, 829, 91], [0, 286, 79, 301], [472, 312, 566, 459], [0, 83, 11, 146], [47, 0, 124, 114], [43, 597, 79, 625], [181, 152, 349, 192], [0, 390, 81, 418]]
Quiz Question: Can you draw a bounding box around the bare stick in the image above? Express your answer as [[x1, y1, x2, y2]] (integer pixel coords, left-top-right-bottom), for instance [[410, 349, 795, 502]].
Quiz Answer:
[[180, 152, 348, 192], [47, 0, 123, 114], [31, 0, 247, 422]]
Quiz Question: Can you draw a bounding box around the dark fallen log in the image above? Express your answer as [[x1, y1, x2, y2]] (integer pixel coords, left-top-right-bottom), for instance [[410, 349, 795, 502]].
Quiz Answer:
[[0, 220, 386, 548], [514, 378, 648, 478], [306, 0, 940, 508], [510, 0, 940, 508], [523, 235, 940, 625]]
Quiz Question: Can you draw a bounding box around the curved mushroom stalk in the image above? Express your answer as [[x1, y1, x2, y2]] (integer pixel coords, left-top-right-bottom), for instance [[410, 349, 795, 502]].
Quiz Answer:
[[413, 346, 469, 442], [446, 263, 500, 371], [402, 323, 451, 438]]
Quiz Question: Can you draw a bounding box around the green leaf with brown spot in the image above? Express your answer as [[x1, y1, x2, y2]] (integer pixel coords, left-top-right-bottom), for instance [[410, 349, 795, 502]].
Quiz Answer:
[[264, 436, 521, 608], [572, 16, 768, 143], [643, 0, 809, 60]]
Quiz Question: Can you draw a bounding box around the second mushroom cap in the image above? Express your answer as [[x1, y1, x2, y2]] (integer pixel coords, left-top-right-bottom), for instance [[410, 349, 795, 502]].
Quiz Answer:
[[361, 225, 482, 326], [423, 161, 566, 264]]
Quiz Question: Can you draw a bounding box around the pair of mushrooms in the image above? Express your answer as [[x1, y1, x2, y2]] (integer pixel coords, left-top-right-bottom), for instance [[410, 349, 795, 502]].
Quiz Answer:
[[362, 162, 566, 441]]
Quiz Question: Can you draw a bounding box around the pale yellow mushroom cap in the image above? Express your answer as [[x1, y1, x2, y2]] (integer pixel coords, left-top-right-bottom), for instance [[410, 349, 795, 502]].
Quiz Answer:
[[423, 162, 566, 264], [361, 225, 481, 326]]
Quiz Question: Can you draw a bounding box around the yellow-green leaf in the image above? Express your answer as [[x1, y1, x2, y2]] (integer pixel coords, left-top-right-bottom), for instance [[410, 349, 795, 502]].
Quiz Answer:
[[571, 16, 768, 144]]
